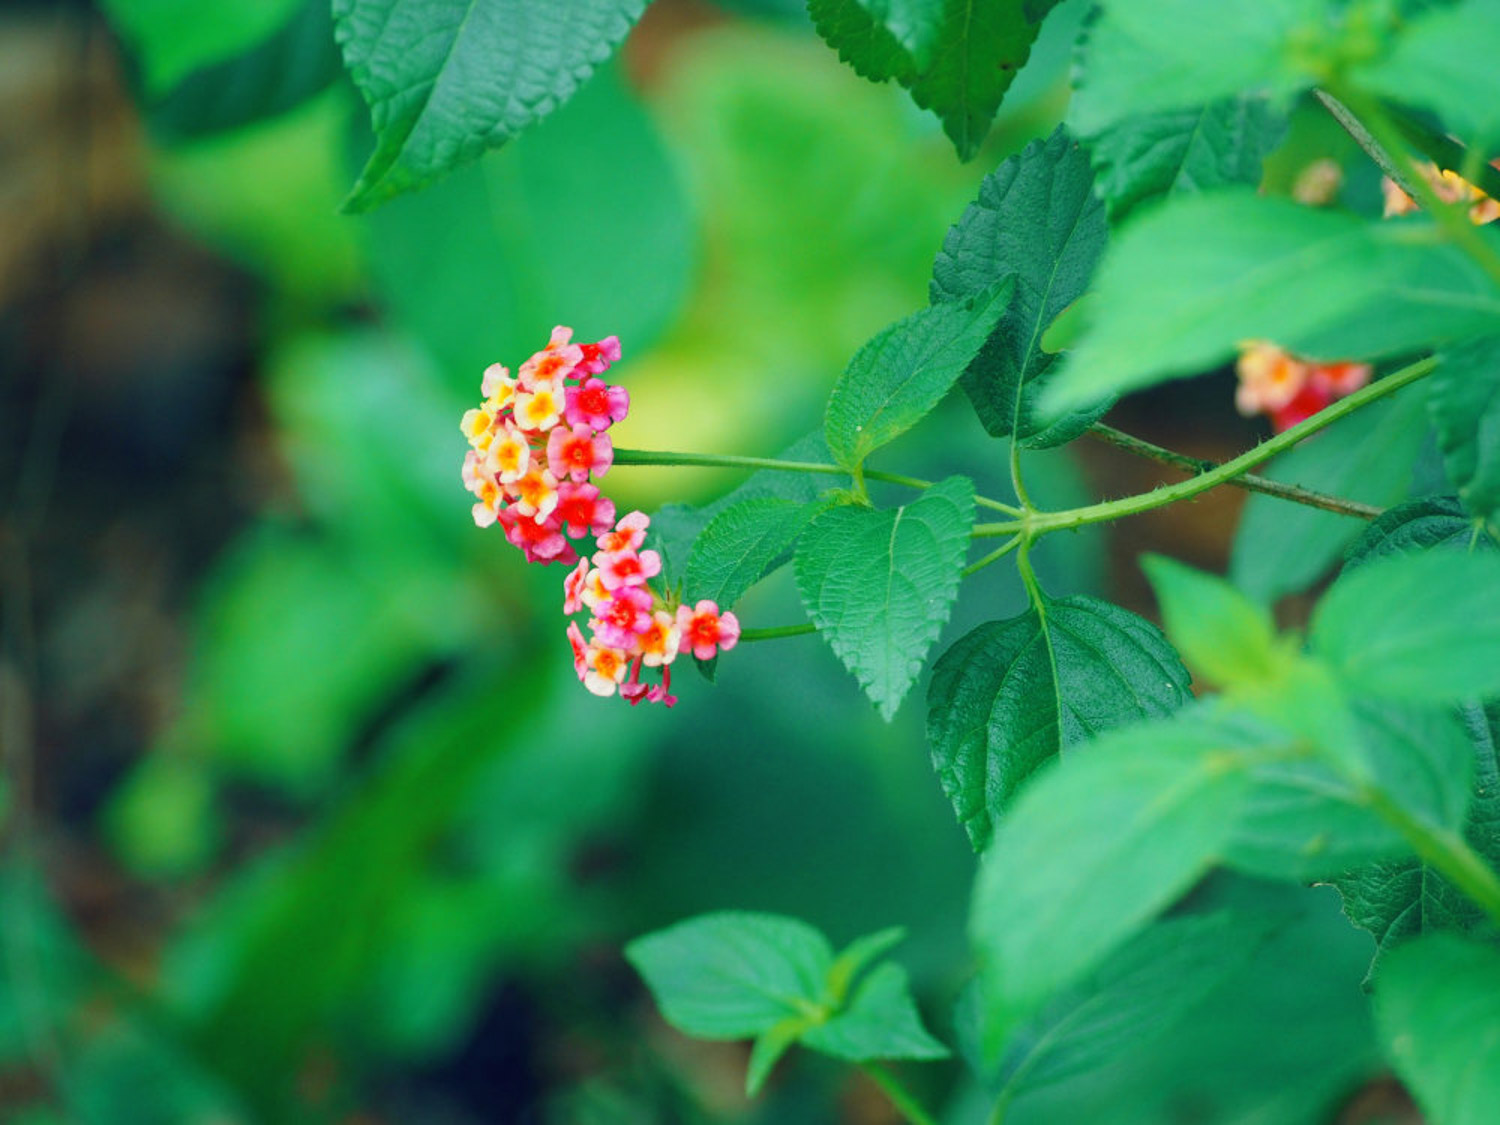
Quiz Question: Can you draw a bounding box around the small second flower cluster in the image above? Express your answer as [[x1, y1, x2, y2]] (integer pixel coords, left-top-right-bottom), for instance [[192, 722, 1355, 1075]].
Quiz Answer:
[[563, 510, 740, 706]]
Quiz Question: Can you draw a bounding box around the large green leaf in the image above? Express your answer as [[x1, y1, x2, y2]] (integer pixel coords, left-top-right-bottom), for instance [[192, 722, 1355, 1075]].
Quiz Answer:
[[147, 0, 341, 142], [1428, 335, 1500, 526], [1346, 496, 1498, 569], [1068, 0, 1324, 138], [1357, 0, 1500, 149], [809, 0, 1062, 160], [1040, 191, 1500, 415], [1227, 701, 1474, 883], [963, 912, 1275, 1103], [825, 278, 1013, 470], [931, 127, 1110, 447], [627, 913, 945, 1095], [1375, 934, 1500, 1125], [1333, 702, 1500, 977], [1312, 551, 1500, 703], [795, 477, 975, 719], [684, 497, 827, 610], [335, 0, 647, 209], [926, 595, 1190, 851], [970, 712, 1255, 1048], [1141, 555, 1286, 689], [1085, 95, 1287, 222], [1231, 388, 1434, 604]]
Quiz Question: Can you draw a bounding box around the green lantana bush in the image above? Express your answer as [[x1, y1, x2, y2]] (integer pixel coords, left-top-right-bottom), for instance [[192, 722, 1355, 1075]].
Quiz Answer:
[[197, 0, 1500, 1119]]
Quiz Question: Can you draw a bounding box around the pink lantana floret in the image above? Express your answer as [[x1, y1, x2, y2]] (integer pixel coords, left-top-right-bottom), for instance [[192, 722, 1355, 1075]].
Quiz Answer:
[[555, 482, 616, 540], [598, 511, 649, 555], [546, 424, 613, 483], [565, 378, 630, 431], [594, 547, 661, 591], [677, 601, 740, 661]]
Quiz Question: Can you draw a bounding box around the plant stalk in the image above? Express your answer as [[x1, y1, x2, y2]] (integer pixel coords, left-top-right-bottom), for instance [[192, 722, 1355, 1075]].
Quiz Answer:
[[859, 1063, 941, 1125]]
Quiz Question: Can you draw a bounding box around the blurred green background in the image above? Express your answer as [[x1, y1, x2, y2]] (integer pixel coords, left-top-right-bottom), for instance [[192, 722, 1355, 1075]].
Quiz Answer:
[[1, 1, 1397, 1122]]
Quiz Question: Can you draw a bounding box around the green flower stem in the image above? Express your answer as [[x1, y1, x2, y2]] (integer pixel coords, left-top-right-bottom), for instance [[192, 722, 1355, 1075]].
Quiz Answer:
[[1085, 424, 1384, 519], [611, 449, 1023, 515], [970, 355, 1439, 540], [1320, 87, 1500, 290], [737, 623, 818, 642], [963, 536, 1023, 577], [1365, 788, 1500, 927], [858, 1063, 941, 1125]]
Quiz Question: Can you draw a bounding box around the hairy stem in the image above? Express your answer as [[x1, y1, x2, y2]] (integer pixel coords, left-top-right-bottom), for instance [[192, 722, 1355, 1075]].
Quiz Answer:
[[1086, 424, 1384, 519], [963, 536, 1023, 577], [1366, 789, 1500, 927], [972, 355, 1439, 539], [859, 1063, 941, 1125], [737, 623, 817, 642], [611, 449, 1022, 515]]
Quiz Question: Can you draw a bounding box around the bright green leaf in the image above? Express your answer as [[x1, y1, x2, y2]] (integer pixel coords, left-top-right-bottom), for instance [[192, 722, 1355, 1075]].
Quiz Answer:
[[1231, 387, 1433, 604], [1428, 335, 1500, 526], [926, 595, 1191, 851], [825, 278, 1013, 470], [685, 498, 827, 611], [795, 477, 975, 720], [1375, 934, 1500, 1125], [1357, 0, 1500, 149], [1141, 555, 1284, 688], [1312, 551, 1500, 702], [335, 0, 647, 209], [809, 0, 1061, 160], [1086, 95, 1288, 221], [970, 712, 1255, 1047], [1068, 0, 1324, 138], [931, 127, 1111, 447], [1040, 191, 1500, 415], [801, 962, 949, 1063]]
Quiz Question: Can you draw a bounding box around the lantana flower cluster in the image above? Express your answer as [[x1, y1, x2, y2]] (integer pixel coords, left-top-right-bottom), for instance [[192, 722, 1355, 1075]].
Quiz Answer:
[[461, 327, 739, 707]]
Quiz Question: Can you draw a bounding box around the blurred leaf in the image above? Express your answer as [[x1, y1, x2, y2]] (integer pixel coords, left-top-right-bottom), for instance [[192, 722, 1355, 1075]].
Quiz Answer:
[[800, 962, 948, 1064], [964, 912, 1275, 1102], [685, 498, 826, 611], [98, 0, 303, 96], [0, 869, 89, 1063], [1041, 192, 1500, 415], [795, 477, 974, 719], [1312, 550, 1500, 702], [362, 62, 692, 388], [1227, 701, 1474, 882], [147, 0, 341, 142], [1357, 0, 1500, 149], [825, 278, 1013, 470], [1142, 555, 1286, 689], [1333, 701, 1500, 978], [970, 712, 1255, 1050], [335, 0, 646, 209], [1375, 934, 1500, 1125], [104, 755, 219, 879], [931, 127, 1111, 447], [1067, 0, 1324, 138], [809, 0, 1062, 160], [1086, 96, 1287, 222], [926, 595, 1190, 850], [68, 1021, 243, 1125], [1346, 496, 1491, 569], [1428, 335, 1500, 525], [1231, 386, 1432, 604]]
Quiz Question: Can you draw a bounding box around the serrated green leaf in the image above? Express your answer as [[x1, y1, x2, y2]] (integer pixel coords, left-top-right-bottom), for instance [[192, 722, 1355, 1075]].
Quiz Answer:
[[1142, 555, 1286, 689], [1040, 191, 1500, 416], [747, 1019, 806, 1096], [1227, 701, 1474, 882], [335, 0, 647, 210], [1068, 0, 1324, 138], [801, 962, 949, 1063], [147, 0, 341, 142], [1375, 934, 1500, 1125], [810, 0, 1061, 161], [970, 712, 1256, 1049], [1331, 701, 1500, 979], [931, 127, 1111, 447], [1347, 497, 1497, 569], [965, 912, 1275, 1100], [1086, 96, 1288, 222], [625, 913, 833, 1040], [1232, 388, 1434, 604], [795, 477, 975, 720], [685, 498, 826, 611], [1312, 551, 1500, 702], [1429, 335, 1500, 525], [926, 595, 1191, 851], [825, 278, 1013, 470], [1357, 0, 1500, 149]]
